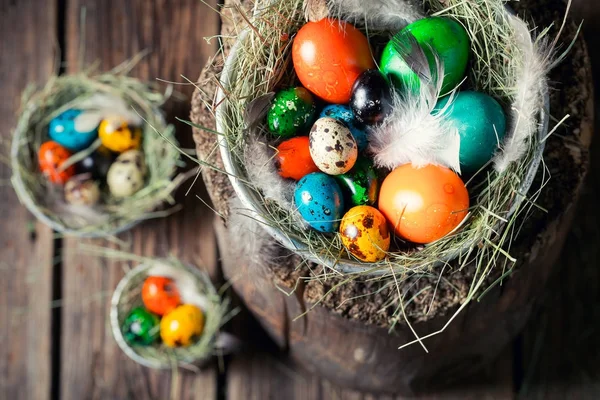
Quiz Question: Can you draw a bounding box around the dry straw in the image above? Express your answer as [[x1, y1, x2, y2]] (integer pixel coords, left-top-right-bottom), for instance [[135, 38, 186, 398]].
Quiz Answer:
[[10, 59, 183, 237]]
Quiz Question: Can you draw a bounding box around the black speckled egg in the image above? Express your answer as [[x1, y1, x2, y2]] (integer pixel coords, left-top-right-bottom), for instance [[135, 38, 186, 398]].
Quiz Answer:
[[349, 69, 393, 125], [76, 147, 117, 179]]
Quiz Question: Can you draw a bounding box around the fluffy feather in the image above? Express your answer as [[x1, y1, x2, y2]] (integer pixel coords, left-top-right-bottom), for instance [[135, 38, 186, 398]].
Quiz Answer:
[[368, 35, 462, 172], [244, 133, 296, 210], [327, 0, 423, 31], [493, 15, 550, 173], [147, 263, 211, 311], [75, 93, 143, 132]]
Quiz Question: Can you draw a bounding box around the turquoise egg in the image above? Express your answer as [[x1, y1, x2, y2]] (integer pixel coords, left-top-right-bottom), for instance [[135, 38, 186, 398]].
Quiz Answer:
[[319, 105, 368, 151], [434, 91, 507, 175], [380, 17, 470, 95], [49, 109, 98, 151], [294, 172, 344, 233], [335, 158, 379, 206], [267, 87, 317, 138]]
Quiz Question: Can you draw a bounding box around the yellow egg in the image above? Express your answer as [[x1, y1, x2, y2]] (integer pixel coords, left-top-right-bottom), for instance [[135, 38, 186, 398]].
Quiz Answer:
[[159, 304, 204, 347], [340, 205, 390, 262], [98, 117, 142, 153]]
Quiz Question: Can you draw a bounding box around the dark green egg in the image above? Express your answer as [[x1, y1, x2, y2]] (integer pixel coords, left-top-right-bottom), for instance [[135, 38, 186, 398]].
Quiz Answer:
[[335, 158, 380, 206], [380, 17, 470, 95], [267, 87, 316, 138], [122, 307, 160, 346]]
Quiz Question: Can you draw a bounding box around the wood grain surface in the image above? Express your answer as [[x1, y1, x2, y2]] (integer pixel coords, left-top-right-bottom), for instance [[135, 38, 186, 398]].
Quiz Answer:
[[0, 2, 57, 400], [1, 0, 600, 399]]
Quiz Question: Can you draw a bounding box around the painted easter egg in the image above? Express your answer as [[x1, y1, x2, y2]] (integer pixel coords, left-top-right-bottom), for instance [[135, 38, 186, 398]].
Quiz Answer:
[[378, 164, 469, 244], [64, 176, 101, 206], [99, 117, 142, 153], [49, 109, 98, 151], [76, 146, 117, 179], [434, 91, 507, 175], [160, 304, 205, 347], [309, 117, 358, 175], [107, 150, 146, 198], [267, 87, 316, 138], [294, 172, 344, 233], [38, 141, 76, 184], [292, 18, 375, 104], [122, 307, 160, 346], [141, 276, 181, 316], [349, 69, 394, 125], [335, 158, 379, 207], [275, 136, 320, 180], [319, 105, 367, 151], [340, 205, 390, 262], [380, 17, 469, 95]]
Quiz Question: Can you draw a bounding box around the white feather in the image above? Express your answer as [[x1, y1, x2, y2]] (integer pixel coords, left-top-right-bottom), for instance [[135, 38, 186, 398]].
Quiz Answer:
[[76, 93, 143, 129], [368, 59, 462, 173], [244, 133, 296, 211], [493, 15, 550, 173], [327, 0, 424, 31], [146, 264, 211, 311]]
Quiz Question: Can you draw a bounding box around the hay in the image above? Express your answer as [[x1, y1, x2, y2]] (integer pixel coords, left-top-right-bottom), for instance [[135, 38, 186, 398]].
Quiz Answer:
[[10, 63, 183, 237]]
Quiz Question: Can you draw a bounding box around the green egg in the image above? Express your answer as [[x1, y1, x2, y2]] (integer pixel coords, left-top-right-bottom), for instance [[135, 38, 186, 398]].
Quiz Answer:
[[380, 17, 470, 95], [335, 158, 380, 206], [267, 87, 317, 138], [122, 307, 160, 346], [434, 91, 507, 175]]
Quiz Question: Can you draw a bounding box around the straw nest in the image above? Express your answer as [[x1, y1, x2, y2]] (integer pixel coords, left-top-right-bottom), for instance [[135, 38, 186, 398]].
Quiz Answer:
[[211, 0, 568, 280], [10, 64, 183, 237], [110, 257, 232, 369]]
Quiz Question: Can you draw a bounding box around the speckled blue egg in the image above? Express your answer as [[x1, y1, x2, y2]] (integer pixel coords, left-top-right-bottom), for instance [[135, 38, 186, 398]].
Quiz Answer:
[[49, 109, 98, 152], [294, 172, 344, 233], [319, 105, 368, 151], [434, 91, 507, 175]]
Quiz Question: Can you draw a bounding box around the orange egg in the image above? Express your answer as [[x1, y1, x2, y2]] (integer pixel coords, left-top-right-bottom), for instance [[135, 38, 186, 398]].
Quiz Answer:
[[292, 18, 375, 104], [38, 141, 76, 184], [275, 136, 320, 180], [141, 276, 181, 316], [378, 164, 469, 244]]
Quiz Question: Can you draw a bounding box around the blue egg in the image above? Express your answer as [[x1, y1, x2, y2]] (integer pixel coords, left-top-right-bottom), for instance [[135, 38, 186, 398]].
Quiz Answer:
[[434, 91, 507, 175], [294, 172, 344, 233], [319, 105, 368, 151], [49, 109, 98, 152]]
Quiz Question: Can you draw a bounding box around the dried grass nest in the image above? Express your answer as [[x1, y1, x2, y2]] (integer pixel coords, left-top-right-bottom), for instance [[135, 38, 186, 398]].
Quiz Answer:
[[10, 64, 183, 237]]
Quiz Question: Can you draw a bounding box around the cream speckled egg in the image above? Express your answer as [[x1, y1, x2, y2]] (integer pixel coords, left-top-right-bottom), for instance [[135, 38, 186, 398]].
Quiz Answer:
[[309, 117, 358, 175], [107, 151, 146, 198]]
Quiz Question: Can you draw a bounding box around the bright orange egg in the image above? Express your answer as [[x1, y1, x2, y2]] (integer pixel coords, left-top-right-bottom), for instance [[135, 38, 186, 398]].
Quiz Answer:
[[275, 136, 320, 180], [292, 18, 375, 104], [378, 164, 469, 244]]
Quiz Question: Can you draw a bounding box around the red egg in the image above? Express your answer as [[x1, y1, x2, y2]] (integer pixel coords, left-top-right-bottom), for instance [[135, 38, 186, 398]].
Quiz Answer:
[[38, 141, 75, 184], [275, 136, 320, 181], [141, 276, 181, 316], [378, 164, 469, 244], [292, 18, 375, 104]]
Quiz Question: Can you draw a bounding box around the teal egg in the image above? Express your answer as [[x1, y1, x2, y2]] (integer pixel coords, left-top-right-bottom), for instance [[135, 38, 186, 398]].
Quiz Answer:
[[294, 172, 344, 233], [319, 105, 368, 151], [49, 109, 98, 151], [380, 17, 470, 95], [335, 158, 379, 206], [122, 307, 160, 346], [267, 87, 317, 138], [434, 91, 506, 175]]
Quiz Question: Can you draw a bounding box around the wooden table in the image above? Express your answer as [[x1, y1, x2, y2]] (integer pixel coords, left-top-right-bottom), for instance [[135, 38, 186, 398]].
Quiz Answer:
[[1, 1, 599, 399]]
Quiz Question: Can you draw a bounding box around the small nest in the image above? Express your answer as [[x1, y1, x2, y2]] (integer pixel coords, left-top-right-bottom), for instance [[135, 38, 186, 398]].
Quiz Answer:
[[10, 66, 182, 237], [110, 258, 231, 369], [214, 0, 555, 280]]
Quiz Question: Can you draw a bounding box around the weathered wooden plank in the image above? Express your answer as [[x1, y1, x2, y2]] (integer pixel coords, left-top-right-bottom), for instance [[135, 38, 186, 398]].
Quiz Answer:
[[0, 1, 57, 400], [59, 1, 221, 399]]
